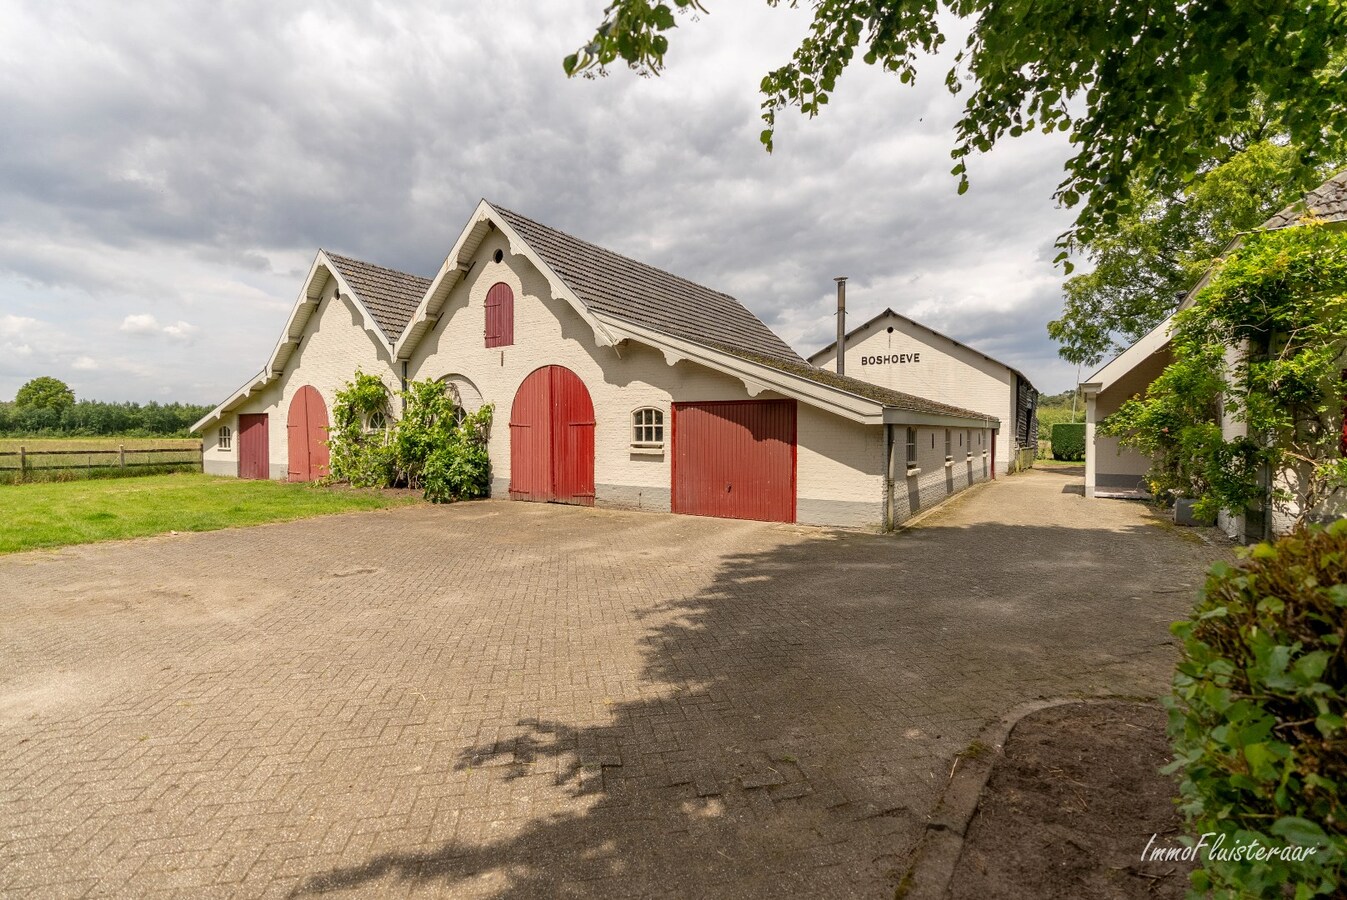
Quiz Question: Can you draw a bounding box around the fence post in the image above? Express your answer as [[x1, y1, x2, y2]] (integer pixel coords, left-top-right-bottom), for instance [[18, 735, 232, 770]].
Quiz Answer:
[[18, 446, 25, 483], [119, 445, 126, 469]]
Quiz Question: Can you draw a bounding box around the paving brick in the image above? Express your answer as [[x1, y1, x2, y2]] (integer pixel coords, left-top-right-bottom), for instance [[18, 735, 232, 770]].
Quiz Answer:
[[0, 470, 1229, 897]]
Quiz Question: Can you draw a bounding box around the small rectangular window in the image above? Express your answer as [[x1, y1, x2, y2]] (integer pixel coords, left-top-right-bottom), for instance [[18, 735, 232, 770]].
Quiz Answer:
[[632, 407, 664, 447], [218, 425, 232, 450], [944, 428, 952, 460], [906, 427, 918, 467]]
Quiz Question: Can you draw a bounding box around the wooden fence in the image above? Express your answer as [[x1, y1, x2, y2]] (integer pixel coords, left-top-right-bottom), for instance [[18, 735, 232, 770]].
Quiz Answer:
[[0, 444, 203, 482]]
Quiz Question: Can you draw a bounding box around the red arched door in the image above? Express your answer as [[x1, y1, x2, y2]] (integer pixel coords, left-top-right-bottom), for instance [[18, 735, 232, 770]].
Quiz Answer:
[[286, 385, 330, 482], [509, 366, 595, 505]]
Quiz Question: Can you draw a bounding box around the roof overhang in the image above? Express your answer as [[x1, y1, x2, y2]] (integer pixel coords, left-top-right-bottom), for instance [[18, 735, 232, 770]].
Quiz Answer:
[[807, 306, 1035, 390], [190, 251, 392, 432], [393, 200, 619, 362], [598, 316, 996, 428], [1084, 312, 1176, 392]]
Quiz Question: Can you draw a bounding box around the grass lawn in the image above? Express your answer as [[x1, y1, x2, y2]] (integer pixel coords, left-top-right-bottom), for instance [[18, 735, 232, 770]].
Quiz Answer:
[[0, 437, 201, 451], [0, 474, 421, 554]]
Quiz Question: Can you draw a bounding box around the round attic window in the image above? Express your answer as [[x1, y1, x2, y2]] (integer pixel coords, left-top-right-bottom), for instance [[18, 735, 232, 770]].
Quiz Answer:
[[493, 249, 504, 264], [887, 326, 895, 333]]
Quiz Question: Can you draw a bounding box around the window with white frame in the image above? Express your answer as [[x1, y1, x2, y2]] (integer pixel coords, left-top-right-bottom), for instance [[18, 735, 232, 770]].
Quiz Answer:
[[631, 407, 664, 447], [218, 425, 232, 450], [965, 429, 972, 456], [944, 428, 952, 460], [366, 410, 388, 433], [906, 427, 918, 468]]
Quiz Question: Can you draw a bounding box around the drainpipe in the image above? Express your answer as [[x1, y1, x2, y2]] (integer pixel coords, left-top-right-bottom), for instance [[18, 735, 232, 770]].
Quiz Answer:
[[834, 276, 848, 376]]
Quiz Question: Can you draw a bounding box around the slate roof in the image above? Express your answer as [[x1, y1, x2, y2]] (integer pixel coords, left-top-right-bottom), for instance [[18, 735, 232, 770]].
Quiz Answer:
[[492, 205, 805, 363], [1261, 169, 1347, 230], [324, 251, 432, 342], [711, 343, 998, 422]]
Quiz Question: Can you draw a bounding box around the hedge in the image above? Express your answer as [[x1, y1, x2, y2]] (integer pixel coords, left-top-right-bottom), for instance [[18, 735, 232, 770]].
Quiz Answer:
[[1166, 521, 1346, 897], [1051, 422, 1086, 461]]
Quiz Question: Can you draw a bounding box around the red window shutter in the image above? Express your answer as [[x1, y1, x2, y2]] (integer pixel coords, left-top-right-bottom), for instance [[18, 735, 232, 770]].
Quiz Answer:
[[485, 283, 514, 348]]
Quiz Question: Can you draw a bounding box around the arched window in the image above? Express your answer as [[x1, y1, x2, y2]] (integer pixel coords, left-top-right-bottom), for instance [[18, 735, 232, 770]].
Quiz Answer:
[[366, 410, 388, 433], [485, 282, 514, 348], [218, 425, 232, 450], [631, 407, 664, 447]]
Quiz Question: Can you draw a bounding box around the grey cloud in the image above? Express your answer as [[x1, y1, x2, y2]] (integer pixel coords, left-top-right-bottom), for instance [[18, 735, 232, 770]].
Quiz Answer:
[[0, 0, 1082, 401]]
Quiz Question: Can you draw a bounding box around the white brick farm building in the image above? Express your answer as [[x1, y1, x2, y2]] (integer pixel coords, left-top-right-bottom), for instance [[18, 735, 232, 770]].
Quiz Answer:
[[193, 202, 1001, 529], [809, 308, 1039, 476]]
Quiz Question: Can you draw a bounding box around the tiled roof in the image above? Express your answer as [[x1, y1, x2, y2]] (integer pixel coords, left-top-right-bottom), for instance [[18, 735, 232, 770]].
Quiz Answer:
[[324, 252, 432, 343], [1261, 169, 1347, 230], [492, 205, 805, 364], [807, 307, 1034, 390], [710, 343, 998, 422]]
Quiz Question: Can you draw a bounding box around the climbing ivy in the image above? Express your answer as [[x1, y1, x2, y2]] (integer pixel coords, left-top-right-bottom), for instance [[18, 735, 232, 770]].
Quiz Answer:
[[1102, 220, 1347, 524], [328, 372, 494, 502], [329, 371, 395, 489]]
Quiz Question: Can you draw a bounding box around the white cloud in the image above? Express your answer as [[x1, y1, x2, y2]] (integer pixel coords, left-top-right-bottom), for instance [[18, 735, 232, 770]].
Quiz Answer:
[[1, 313, 38, 338], [71, 355, 98, 370], [162, 320, 198, 341], [119, 313, 161, 335]]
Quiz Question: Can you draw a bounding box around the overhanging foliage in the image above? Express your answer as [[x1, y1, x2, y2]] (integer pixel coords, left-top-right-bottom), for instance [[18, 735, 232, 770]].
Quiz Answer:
[[1101, 220, 1347, 525], [566, 1, 1347, 248]]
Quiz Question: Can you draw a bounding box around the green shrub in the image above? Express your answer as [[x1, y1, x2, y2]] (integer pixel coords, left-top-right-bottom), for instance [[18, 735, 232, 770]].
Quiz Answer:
[[328, 371, 396, 488], [1167, 521, 1347, 898], [1050, 423, 1086, 460], [328, 372, 493, 502]]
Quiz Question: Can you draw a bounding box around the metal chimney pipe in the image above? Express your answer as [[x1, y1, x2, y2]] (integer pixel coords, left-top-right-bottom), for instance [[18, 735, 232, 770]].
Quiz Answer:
[[834, 276, 848, 376]]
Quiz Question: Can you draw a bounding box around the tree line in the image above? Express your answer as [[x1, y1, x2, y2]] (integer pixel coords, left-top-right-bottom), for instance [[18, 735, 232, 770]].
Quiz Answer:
[[2, 376, 210, 437]]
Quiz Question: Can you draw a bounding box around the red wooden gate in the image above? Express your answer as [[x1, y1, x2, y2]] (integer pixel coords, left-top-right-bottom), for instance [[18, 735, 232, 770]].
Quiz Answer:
[[672, 399, 796, 522], [286, 385, 330, 482], [509, 366, 595, 505], [238, 413, 270, 480]]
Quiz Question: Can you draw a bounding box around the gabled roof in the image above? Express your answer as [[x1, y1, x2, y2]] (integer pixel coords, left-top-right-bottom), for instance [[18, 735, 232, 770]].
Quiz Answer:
[[324, 252, 431, 343], [713, 343, 998, 421], [808, 307, 1035, 389], [1261, 169, 1347, 230], [491, 205, 804, 363]]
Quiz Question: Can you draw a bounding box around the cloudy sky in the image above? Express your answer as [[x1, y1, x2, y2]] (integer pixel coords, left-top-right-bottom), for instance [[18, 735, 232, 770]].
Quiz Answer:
[[0, 0, 1083, 405]]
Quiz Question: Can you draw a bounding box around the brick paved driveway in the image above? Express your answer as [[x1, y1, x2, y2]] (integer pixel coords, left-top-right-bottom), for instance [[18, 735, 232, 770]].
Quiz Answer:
[[1, 469, 1229, 898]]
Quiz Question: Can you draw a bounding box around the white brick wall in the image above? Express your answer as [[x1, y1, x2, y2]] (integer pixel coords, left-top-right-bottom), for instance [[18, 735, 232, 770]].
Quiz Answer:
[[814, 314, 1018, 473], [207, 232, 992, 528], [406, 229, 886, 522], [203, 281, 398, 479]]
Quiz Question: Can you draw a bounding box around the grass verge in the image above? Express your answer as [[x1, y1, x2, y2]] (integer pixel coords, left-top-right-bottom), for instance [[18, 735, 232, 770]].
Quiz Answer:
[[0, 474, 420, 554]]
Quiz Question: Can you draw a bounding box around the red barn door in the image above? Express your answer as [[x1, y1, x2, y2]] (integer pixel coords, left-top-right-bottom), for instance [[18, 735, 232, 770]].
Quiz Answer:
[[238, 413, 270, 480], [673, 399, 796, 522], [509, 366, 595, 505], [286, 385, 330, 482]]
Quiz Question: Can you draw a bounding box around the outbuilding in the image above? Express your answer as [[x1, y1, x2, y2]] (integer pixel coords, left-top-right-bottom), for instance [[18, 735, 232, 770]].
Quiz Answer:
[[193, 202, 1000, 530], [1081, 170, 1347, 541], [809, 308, 1038, 475]]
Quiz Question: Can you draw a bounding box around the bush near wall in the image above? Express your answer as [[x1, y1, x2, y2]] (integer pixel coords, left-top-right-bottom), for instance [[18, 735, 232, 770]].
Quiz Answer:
[[1167, 522, 1346, 898], [328, 372, 493, 503], [1051, 423, 1086, 460]]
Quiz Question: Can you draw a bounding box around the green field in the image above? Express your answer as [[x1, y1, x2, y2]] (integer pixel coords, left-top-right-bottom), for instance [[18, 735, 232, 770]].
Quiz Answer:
[[0, 474, 421, 554], [0, 437, 204, 483], [0, 437, 201, 451]]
